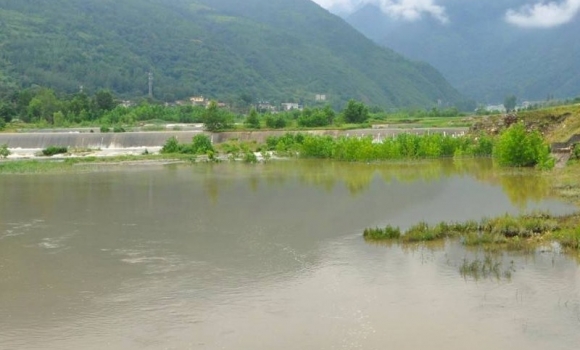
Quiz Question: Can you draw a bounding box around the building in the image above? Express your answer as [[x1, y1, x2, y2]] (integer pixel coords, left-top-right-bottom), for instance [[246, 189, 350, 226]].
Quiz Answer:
[[281, 102, 302, 111], [190, 96, 207, 106]]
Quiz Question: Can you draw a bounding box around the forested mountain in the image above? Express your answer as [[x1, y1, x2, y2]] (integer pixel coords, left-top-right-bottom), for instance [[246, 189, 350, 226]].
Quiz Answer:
[[0, 0, 467, 109], [345, 1, 580, 103]]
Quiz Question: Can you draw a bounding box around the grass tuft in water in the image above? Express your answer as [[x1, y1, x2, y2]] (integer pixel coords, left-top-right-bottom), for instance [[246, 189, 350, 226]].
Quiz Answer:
[[459, 255, 515, 281], [363, 212, 577, 251]]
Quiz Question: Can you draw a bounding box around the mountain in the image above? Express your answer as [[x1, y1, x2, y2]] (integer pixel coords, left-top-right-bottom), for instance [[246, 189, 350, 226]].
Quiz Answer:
[[346, 1, 580, 103], [0, 0, 467, 109]]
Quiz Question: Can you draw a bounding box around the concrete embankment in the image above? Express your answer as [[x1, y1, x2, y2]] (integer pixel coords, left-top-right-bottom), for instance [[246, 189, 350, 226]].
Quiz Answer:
[[0, 128, 468, 150]]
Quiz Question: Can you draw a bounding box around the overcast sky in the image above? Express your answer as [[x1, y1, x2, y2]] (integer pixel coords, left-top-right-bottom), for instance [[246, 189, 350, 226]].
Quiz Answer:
[[312, 0, 580, 28]]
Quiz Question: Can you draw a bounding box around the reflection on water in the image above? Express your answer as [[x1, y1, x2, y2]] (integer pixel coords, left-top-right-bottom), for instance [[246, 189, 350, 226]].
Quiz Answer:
[[0, 160, 578, 350], [188, 159, 554, 208]]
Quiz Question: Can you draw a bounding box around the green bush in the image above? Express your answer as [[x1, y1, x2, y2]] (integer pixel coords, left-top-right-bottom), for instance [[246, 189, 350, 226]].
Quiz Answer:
[[113, 126, 126, 133], [191, 134, 214, 154], [100, 125, 110, 133], [0, 143, 10, 158], [243, 151, 258, 163], [493, 122, 553, 168], [42, 146, 68, 156], [161, 134, 214, 155], [572, 144, 580, 160], [161, 136, 180, 154]]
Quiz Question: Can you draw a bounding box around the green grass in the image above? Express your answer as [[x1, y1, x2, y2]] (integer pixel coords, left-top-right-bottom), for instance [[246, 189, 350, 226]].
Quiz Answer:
[[363, 212, 578, 252]]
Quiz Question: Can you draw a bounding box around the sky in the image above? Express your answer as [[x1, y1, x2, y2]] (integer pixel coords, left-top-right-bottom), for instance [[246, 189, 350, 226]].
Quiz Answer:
[[312, 0, 580, 28]]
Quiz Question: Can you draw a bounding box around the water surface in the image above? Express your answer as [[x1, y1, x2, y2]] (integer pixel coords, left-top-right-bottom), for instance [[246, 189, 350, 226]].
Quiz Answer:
[[1, 160, 578, 349]]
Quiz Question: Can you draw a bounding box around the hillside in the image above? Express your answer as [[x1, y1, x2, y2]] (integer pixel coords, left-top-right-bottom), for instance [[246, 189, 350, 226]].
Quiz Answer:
[[345, 1, 580, 104], [0, 0, 467, 109]]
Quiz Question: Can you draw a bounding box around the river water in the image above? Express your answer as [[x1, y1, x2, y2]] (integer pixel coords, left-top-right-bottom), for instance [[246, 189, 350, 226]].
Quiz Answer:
[[1, 160, 579, 349]]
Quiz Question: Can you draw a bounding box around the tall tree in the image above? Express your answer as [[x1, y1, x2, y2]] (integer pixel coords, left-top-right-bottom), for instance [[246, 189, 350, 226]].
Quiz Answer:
[[503, 95, 517, 112]]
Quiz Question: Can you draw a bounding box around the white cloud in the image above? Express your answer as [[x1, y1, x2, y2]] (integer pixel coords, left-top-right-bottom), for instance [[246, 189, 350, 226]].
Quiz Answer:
[[313, 0, 361, 12], [312, 0, 449, 23], [505, 0, 580, 28], [377, 0, 449, 23]]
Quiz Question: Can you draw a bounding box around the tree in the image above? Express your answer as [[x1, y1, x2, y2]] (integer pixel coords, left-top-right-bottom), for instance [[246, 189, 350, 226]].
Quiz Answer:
[[25, 88, 61, 123], [203, 100, 230, 132], [245, 107, 261, 129], [342, 100, 369, 124], [93, 90, 116, 112], [503, 95, 517, 112]]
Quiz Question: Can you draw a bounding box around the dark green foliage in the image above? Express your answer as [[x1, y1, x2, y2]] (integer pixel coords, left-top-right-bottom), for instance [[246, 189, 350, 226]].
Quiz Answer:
[[94, 90, 117, 112], [245, 108, 261, 129], [297, 106, 335, 127], [0, 0, 466, 109], [42, 146, 68, 156], [203, 101, 231, 132], [100, 126, 110, 133], [113, 126, 126, 133], [342, 100, 369, 124], [265, 114, 287, 129], [572, 144, 580, 160], [190, 134, 214, 154], [161, 137, 181, 154], [493, 122, 553, 168], [0, 144, 10, 158], [161, 134, 214, 155], [503, 95, 517, 112]]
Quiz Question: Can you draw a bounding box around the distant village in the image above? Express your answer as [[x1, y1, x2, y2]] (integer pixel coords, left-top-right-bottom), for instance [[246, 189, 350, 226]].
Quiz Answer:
[[121, 94, 330, 113]]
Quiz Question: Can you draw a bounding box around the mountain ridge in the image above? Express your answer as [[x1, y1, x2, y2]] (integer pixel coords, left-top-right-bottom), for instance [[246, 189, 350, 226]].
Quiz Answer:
[[345, 1, 580, 103], [0, 0, 467, 109]]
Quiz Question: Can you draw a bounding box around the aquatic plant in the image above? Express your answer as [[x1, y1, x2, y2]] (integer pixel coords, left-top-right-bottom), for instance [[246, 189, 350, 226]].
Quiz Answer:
[[363, 225, 401, 240], [363, 212, 575, 251], [459, 255, 515, 281]]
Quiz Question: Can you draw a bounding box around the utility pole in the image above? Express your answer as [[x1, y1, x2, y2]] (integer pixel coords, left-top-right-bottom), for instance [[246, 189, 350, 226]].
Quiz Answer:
[[148, 72, 153, 99]]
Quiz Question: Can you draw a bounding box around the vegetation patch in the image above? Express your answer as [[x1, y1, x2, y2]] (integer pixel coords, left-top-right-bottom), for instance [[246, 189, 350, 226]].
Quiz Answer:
[[41, 146, 68, 156], [459, 255, 515, 281], [160, 134, 214, 155], [363, 212, 578, 252]]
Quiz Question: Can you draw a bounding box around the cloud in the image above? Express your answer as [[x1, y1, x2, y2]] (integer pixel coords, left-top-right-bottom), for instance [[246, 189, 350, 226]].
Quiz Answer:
[[377, 0, 449, 23], [313, 0, 361, 12], [505, 0, 580, 28], [312, 0, 449, 23]]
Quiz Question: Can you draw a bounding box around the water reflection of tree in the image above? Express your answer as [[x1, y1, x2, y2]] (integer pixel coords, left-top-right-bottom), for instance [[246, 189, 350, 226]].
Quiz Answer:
[[196, 159, 555, 208]]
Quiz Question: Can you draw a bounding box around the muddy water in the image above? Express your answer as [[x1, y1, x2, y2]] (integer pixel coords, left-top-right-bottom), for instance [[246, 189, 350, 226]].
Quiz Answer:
[[1, 160, 579, 349]]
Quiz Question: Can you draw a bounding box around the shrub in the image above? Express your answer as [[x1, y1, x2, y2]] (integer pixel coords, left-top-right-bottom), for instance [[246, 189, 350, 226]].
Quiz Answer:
[[0, 143, 10, 158], [42, 146, 68, 156], [243, 151, 258, 163], [191, 134, 214, 154], [245, 108, 261, 129], [100, 125, 110, 133], [493, 122, 553, 168], [113, 126, 126, 132], [161, 136, 181, 154]]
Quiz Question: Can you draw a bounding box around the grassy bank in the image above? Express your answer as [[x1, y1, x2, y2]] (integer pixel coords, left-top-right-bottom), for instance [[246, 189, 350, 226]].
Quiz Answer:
[[0, 154, 197, 174]]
